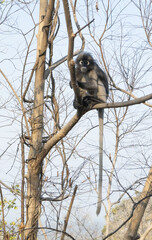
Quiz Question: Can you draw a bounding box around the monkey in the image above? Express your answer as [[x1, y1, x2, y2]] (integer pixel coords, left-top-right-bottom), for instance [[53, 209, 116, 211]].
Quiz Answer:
[[73, 52, 109, 215]]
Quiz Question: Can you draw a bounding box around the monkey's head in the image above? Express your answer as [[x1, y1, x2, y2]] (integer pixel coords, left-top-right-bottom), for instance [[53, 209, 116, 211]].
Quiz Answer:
[[76, 52, 95, 73]]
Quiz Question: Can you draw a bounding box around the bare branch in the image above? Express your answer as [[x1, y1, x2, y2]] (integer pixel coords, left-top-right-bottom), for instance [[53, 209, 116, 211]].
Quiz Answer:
[[22, 58, 39, 101], [44, 49, 82, 79], [70, 0, 85, 49], [35, 112, 83, 168], [62, 0, 81, 104], [93, 93, 152, 109], [61, 185, 78, 240], [0, 180, 21, 196], [0, 69, 30, 137], [74, 18, 95, 37]]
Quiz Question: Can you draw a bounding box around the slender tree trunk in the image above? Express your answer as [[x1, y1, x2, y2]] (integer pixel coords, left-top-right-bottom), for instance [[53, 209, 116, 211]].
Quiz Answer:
[[25, 1, 55, 239], [21, 136, 25, 240], [124, 167, 152, 240]]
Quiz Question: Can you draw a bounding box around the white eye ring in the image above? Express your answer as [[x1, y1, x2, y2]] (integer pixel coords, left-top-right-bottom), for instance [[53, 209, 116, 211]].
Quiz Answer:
[[86, 61, 90, 65], [79, 60, 83, 65]]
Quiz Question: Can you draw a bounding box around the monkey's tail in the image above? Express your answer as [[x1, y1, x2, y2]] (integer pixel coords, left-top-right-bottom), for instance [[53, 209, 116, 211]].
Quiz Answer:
[[96, 108, 104, 215]]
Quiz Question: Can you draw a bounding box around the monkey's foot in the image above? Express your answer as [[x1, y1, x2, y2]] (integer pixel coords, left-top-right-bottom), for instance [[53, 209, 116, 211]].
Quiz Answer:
[[73, 100, 83, 109], [83, 96, 93, 107]]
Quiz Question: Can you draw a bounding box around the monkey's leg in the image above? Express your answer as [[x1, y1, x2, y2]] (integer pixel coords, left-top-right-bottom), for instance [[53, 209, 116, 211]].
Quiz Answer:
[[73, 88, 88, 109], [83, 96, 105, 109], [96, 108, 104, 215]]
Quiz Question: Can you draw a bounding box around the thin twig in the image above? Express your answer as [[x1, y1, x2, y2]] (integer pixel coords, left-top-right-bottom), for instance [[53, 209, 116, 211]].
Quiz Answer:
[[22, 58, 39, 101], [74, 18, 94, 36], [0, 180, 20, 196], [0, 69, 30, 137], [23, 227, 76, 240]]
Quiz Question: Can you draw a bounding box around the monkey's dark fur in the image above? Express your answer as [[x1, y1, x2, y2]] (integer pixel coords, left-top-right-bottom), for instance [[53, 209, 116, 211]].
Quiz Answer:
[[73, 52, 109, 215]]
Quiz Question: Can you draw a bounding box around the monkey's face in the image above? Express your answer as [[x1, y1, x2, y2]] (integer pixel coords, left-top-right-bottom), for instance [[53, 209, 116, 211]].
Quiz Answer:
[[76, 52, 94, 73], [79, 60, 90, 73]]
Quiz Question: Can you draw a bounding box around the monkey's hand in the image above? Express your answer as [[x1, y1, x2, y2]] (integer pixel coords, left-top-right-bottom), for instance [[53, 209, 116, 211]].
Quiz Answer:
[[77, 81, 86, 89], [69, 81, 72, 88], [73, 97, 84, 109], [83, 96, 94, 108]]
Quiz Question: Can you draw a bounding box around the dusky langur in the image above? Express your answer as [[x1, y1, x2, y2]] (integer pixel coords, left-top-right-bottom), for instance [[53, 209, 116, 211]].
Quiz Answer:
[[72, 52, 109, 215]]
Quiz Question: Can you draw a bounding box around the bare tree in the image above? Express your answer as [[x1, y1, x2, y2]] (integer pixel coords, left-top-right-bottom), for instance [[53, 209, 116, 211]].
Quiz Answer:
[[0, 0, 152, 240]]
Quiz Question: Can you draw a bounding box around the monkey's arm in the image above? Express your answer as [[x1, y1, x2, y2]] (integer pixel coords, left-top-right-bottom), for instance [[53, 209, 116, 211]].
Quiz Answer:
[[96, 65, 109, 96], [77, 81, 97, 90], [69, 81, 72, 88]]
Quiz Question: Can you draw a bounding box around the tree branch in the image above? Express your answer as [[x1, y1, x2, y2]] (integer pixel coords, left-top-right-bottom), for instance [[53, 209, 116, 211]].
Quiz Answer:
[[93, 93, 152, 109], [0, 69, 30, 137], [0, 180, 20, 196], [74, 18, 94, 37], [35, 93, 152, 167], [61, 185, 78, 240], [62, 0, 81, 104], [35, 112, 83, 169]]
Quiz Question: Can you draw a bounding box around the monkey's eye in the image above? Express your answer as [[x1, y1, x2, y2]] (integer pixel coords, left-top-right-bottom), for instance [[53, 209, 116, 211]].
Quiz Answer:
[[86, 61, 90, 65], [79, 60, 83, 65]]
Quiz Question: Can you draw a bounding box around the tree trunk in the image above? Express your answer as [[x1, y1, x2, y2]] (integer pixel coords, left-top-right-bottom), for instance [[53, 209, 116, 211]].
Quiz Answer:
[[24, 1, 55, 239], [124, 167, 152, 240]]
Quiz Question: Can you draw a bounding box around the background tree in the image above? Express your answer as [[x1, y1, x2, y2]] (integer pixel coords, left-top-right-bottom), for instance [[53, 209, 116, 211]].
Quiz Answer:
[[0, 0, 152, 239]]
